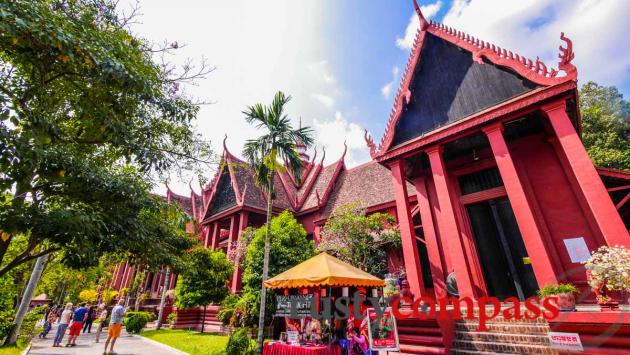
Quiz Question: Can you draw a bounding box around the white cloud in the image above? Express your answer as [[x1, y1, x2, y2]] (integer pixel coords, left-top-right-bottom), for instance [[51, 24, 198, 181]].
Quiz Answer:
[[311, 93, 335, 108], [381, 66, 401, 99], [309, 60, 337, 84], [396, 1, 443, 50], [312, 111, 369, 167], [441, 0, 630, 92]]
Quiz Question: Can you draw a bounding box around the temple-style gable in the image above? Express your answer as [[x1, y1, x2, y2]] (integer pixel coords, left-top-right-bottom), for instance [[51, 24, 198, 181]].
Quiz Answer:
[[207, 168, 237, 216], [391, 33, 540, 146], [365, 0, 577, 158]]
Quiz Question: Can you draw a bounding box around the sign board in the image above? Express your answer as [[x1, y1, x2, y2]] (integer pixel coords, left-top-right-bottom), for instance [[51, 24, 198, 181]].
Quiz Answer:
[[275, 294, 313, 317], [286, 330, 299, 344], [366, 308, 399, 352], [548, 332, 583, 351], [563, 237, 590, 263]]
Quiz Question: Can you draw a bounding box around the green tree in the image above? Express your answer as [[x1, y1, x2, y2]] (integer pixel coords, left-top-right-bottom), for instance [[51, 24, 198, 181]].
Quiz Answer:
[[242, 91, 313, 350], [579, 81, 630, 171], [0, 0, 212, 277], [232, 211, 314, 328], [175, 248, 233, 333], [317, 203, 401, 278]]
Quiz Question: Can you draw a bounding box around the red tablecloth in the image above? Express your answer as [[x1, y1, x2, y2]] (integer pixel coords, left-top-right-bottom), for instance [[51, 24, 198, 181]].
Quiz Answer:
[[263, 342, 342, 355]]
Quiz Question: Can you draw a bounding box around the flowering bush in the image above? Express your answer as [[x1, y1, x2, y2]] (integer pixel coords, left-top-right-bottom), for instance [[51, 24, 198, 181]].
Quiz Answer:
[[79, 289, 97, 303], [227, 227, 254, 267], [583, 246, 630, 299]]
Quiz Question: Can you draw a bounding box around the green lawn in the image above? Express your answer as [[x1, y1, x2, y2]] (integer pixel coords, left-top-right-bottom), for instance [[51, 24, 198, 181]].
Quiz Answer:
[[0, 345, 26, 355], [140, 329, 229, 355]]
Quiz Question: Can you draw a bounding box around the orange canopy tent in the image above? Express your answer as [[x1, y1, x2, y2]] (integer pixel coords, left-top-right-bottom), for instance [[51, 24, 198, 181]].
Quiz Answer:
[[263, 252, 385, 289]]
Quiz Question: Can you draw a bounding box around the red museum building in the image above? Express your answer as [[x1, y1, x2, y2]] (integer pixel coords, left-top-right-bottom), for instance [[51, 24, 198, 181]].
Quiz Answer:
[[110, 2, 630, 353]]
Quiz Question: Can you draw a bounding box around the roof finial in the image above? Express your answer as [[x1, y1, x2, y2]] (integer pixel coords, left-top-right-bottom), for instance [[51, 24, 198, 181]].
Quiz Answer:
[[413, 0, 429, 30]]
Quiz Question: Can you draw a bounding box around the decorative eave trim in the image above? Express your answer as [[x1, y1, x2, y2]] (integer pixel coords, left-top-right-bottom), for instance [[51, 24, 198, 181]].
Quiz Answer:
[[317, 143, 347, 209], [375, 81, 576, 162], [295, 163, 323, 210], [597, 167, 630, 181], [365, 2, 578, 159]]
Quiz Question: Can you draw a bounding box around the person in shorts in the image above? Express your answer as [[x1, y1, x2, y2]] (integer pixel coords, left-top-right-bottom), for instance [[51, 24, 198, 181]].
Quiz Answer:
[[94, 303, 108, 343], [104, 299, 126, 355], [66, 302, 88, 347], [52, 303, 73, 347]]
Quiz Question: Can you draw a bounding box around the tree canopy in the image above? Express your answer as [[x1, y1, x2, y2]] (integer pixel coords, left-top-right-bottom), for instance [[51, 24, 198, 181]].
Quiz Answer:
[[242, 211, 315, 293], [0, 0, 210, 276], [175, 247, 233, 310], [317, 203, 400, 278], [580, 81, 630, 171]]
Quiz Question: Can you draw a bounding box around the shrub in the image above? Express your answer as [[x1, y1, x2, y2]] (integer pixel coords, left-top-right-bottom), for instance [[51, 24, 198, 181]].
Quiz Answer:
[[166, 312, 176, 324], [225, 328, 255, 355], [124, 312, 150, 333], [0, 311, 15, 341], [217, 294, 240, 326], [102, 289, 119, 305], [18, 307, 45, 345], [538, 283, 579, 298], [79, 289, 97, 303]]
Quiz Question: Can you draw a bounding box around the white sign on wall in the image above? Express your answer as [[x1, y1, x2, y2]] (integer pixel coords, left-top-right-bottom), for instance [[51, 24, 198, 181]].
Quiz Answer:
[[563, 237, 590, 263], [548, 332, 583, 351]]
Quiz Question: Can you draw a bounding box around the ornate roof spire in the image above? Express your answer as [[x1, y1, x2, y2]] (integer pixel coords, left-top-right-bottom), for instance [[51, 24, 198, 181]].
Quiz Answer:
[[413, 0, 429, 30]]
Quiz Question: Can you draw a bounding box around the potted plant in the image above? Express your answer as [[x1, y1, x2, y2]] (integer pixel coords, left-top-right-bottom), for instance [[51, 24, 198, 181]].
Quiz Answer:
[[583, 246, 630, 310], [538, 283, 579, 312]]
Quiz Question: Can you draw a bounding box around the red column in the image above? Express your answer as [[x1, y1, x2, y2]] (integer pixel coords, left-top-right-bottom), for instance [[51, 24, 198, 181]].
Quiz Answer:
[[202, 225, 210, 248], [543, 101, 629, 247], [389, 159, 425, 298], [426, 146, 475, 299], [483, 124, 558, 285], [227, 214, 239, 255], [413, 176, 447, 299], [211, 222, 220, 249], [231, 212, 249, 293]]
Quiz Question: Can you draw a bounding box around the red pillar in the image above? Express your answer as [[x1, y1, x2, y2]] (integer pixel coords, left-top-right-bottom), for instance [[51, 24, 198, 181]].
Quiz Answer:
[[227, 214, 239, 256], [543, 101, 629, 247], [211, 222, 220, 249], [413, 176, 447, 299], [426, 146, 475, 299], [389, 159, 425, 298], [231, 212, 249, 293], [202, 225, 210, 248], [483, 124, 558, 285]]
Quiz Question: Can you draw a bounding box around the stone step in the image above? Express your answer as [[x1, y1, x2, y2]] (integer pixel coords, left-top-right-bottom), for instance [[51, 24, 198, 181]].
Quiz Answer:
[[451, 350, 514, 355], [455, 330, 550, 345], [452, 339, 557, 354], [456, 316, 548, 325], [397, 325, 443, 335], [455, 322, 550, 335], [398, 334, 443, 347], [396, 343, 447, 354]]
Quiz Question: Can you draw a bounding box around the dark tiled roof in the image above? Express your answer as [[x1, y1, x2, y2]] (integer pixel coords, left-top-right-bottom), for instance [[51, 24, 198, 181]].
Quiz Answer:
[[300, 162, 341, 211], [320, 161, 415, 219]]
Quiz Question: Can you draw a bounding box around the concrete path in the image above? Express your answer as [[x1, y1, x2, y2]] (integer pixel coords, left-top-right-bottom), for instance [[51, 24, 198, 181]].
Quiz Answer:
[[28, 324, 185, 355]]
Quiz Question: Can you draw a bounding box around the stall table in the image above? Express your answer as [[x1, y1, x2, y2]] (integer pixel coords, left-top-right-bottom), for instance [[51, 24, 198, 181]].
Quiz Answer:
[[263, 342, 342, 355]]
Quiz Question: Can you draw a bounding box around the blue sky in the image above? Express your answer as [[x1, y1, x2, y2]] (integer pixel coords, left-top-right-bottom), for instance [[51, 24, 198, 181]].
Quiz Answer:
[[123, 0, 630, 194]]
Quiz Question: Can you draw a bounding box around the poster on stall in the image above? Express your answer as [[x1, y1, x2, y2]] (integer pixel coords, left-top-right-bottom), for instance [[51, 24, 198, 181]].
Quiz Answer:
[[366, 307, 399, 352], [275, 294, 313, 317]]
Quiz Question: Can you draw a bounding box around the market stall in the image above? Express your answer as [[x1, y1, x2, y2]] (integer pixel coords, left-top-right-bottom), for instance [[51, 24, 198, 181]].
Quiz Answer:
[[263, 253, 390, 354]]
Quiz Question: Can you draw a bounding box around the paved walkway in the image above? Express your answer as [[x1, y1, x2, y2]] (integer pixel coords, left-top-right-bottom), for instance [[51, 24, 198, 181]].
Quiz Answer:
[[28, 324, 185, 355]]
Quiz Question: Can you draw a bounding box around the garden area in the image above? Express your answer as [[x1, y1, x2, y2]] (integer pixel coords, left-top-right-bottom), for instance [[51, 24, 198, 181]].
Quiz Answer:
[[140, 329, 229, 355]]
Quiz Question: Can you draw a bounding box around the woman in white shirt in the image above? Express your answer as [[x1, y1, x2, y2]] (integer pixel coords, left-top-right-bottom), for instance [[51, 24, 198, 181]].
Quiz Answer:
[[52, 303, 73, 347]]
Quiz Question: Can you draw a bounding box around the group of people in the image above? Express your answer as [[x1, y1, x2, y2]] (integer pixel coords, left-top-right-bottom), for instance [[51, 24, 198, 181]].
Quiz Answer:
[[39, 298, 127, 354]]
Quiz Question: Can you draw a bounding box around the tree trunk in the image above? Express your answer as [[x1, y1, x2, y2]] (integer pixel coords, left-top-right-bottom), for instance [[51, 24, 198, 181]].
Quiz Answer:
[[5, 254, 48, 345], [134, 271, 146, 312], [124, 262, 138, 309], [201, 305, 207, 333], [57, 280, 67, 304], [257, 175, 274, 353], [156, 268, 171, 330]]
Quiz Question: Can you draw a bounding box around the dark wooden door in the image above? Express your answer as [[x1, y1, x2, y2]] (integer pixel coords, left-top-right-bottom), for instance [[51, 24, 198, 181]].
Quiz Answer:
[[466, 198, 539, 300]]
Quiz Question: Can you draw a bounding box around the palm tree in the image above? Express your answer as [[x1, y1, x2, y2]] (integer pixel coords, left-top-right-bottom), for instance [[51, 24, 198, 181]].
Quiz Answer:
[[242, 91, 313, 352]]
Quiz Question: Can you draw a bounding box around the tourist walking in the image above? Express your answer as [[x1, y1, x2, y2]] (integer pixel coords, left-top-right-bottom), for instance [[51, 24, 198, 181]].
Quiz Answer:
[[95, 303, 108, 343], [83, 305, 96, 333], [104, 299, 126, 355], [66, 302, 88, 347], [38, 306, 58, 338], [52, 303, 73, 347]]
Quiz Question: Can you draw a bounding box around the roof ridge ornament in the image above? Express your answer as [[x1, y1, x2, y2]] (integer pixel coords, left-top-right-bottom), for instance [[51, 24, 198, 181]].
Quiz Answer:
[[365, 2, 578, 159], [413, 0, 429, 30]]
